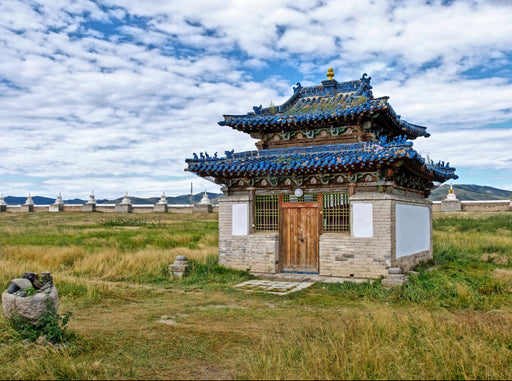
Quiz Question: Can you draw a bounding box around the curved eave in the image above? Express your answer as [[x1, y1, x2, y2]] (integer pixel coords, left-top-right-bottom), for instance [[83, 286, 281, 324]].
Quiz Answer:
[[380, 104, 430, 138], [218, 99, 385, 130], [188, 144, 427, 179], [218, 102, 429, 140], [405, 158, 458, 183]]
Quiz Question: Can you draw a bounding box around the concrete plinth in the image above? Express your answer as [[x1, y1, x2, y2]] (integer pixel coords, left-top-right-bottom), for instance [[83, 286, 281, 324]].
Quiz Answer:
[[0, 196, 6, 212], [82, 203, 96, 212], [193, 204, 212, 213], [115, 204, 132, 213], [381, 267, 409, 288], [20, 205, 34, 212], [169, 255, 189, 278], [49, 204, 64, 212], [153, 203, 168, 213], [441, 200, 461, 212]]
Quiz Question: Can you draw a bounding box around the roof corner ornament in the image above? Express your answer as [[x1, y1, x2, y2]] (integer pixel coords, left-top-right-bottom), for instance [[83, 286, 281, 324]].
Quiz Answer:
[[293, 82, 302, 93], [326, 67, 335, 81], [253, 105, 263, 114]]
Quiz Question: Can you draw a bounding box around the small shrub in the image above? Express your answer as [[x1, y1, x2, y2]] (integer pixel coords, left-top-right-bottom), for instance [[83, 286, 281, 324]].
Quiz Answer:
[[9, 310, 75, 344]]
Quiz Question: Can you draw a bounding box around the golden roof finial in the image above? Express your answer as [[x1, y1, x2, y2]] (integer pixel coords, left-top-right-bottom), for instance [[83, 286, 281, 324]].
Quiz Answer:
[[326, 67, 335, 80]]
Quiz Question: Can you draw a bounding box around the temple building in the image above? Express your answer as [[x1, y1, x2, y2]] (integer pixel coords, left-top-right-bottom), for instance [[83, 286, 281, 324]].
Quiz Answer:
[[186, 69, 457, 278]]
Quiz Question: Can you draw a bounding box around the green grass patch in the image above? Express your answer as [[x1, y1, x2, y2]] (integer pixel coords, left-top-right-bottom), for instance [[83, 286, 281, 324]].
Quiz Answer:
[[180, 255, 254, 285]]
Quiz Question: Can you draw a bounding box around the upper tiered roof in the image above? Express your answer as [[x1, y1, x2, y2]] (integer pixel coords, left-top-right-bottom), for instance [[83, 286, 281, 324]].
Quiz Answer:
[[219, 70, 430, 140]]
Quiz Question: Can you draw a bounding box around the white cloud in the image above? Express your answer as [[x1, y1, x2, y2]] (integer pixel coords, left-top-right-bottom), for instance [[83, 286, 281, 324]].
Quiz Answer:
[[0, 0, 511, 197], [413, 129, 512, 169]]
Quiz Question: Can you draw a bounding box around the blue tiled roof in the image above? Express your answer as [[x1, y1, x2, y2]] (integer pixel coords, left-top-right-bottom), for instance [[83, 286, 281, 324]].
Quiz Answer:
[[186, 136, 457, 182], [218, 74, 430, 139]]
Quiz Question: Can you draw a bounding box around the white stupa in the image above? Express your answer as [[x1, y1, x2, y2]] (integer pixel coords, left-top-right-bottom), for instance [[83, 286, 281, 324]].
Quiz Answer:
[[157, 192, 168, 204], [55, 193, 64, 205], [445, 183, 457, 200], [50, 192, 64, 212], [115, 192, 133, 213], [441, 182, 461, 212], [23, 194, 34, 206], [83, 191, 97, 212], [86, 191, 97, 205], [121, 192, 131, 205], [199, 191, 210, 205]]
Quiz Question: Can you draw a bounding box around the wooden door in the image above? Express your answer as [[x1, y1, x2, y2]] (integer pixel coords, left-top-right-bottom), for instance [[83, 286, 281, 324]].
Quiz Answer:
[[279, 202, 319, 273]]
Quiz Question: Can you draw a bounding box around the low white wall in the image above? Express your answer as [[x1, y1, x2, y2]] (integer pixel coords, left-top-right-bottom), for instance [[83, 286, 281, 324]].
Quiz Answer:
[[433, 200, 511, 212], [2, 204, 218, 213]]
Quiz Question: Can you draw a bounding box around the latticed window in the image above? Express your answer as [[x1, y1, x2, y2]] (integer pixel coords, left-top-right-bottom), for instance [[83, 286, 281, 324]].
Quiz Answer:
[[283, 194, 318, 203], [322, 193, 350, 232], [254, 195, 279, 231]]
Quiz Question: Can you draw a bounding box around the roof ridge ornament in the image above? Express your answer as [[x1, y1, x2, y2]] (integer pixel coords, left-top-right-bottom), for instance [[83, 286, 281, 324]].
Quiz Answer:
[[326, 67, 335, 80]]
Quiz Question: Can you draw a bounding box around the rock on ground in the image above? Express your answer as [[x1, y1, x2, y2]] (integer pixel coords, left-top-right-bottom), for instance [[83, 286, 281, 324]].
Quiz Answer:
[[2, 287, 59, 323]]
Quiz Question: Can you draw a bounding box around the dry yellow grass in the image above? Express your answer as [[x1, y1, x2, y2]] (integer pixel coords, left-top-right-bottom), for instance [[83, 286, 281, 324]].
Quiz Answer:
[[1, 211, 512, 379], [241, 307, 512, 380]]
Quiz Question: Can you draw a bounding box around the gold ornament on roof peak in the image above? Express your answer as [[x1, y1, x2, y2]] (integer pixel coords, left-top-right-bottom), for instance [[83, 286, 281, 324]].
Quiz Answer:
[[326, 67, 335, 80]]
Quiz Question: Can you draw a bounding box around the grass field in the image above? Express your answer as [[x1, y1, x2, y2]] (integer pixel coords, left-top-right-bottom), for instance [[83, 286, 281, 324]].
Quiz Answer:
[[0, 211, 511, 380]]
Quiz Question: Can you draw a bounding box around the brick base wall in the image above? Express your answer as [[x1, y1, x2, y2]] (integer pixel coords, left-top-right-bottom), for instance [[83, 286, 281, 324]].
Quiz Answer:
[[218, 191, 433, 279]]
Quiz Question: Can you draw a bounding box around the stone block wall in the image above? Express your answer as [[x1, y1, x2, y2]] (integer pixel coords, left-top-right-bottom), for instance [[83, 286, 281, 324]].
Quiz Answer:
[[432, 200, 511, 213], [319, 193, 394, 278], [218, 190, 432, 279], [395, 250, 431, 272], [218, 193, 279, 273], [461, 200, 510, 212]]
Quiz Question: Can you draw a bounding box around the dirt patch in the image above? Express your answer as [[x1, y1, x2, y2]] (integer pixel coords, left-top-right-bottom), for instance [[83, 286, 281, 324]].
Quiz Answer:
[[157, 317, 179, 325], [481, 253, 509, 265], [493, 268, 512, 279], [198, 304, 245, 310]]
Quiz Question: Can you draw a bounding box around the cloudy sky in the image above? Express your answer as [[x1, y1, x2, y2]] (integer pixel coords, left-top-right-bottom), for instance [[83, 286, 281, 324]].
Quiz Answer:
[[1, 0, 511, 199]]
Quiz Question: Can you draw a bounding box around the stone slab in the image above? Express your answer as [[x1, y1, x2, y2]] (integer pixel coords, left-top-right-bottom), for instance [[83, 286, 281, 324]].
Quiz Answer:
[[234, 280, 314, 295], [11, 278, 33, 290]]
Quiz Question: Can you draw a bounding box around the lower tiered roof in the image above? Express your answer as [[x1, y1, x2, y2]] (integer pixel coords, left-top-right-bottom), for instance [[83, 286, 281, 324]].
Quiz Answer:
[[185, 136, 457, 183]]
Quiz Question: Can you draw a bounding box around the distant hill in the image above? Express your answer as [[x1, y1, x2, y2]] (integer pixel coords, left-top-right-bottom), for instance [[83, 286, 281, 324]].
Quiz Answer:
[[428, 184, 512, 201], [3, 193, 223, 205]]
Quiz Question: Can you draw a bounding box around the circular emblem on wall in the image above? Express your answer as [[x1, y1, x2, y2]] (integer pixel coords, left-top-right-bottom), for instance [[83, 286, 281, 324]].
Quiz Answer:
[[294, 188, 303, 197]]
